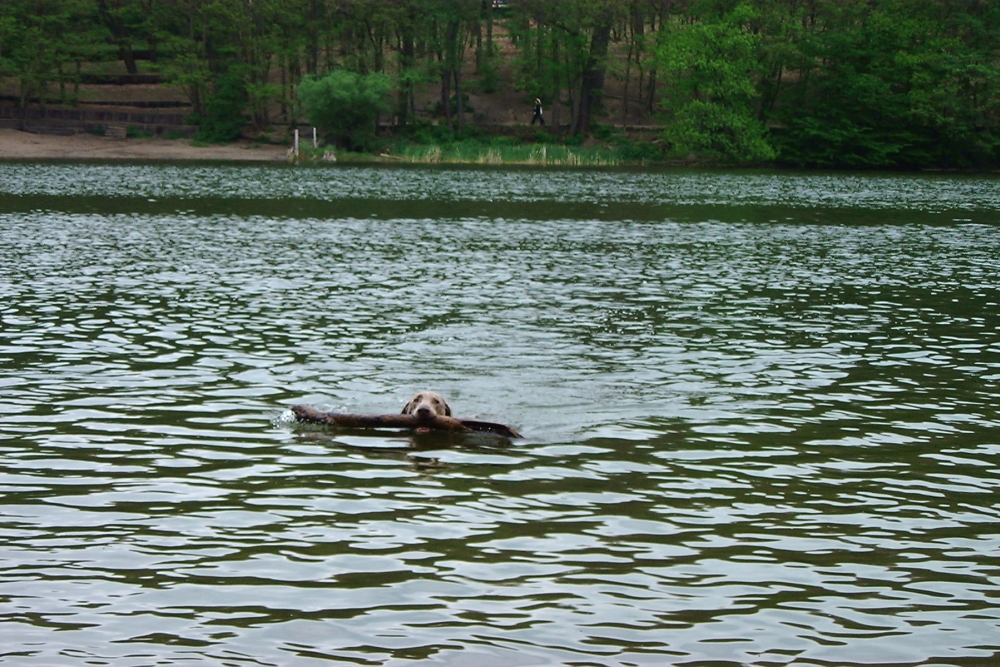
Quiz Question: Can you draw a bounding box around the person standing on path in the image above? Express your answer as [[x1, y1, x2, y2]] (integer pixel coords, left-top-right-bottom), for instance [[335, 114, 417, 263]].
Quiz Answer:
[[531, 98, 544, 125]]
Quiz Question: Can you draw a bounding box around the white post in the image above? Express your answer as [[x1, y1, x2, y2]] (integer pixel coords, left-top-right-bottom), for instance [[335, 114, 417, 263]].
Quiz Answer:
[[294, 128, 299, 161], [312, 127, 317, 149]]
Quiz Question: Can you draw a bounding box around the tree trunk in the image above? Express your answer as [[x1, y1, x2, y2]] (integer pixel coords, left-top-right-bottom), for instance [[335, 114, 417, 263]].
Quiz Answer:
[[455, 67, 464, 130], [551, 37, 561, 134], [441, 65, 453, 131], [289, 53, 302, 124], [306, 0, 322, 74], [398, 19, 415, 125], [624, 2, 645, 125], [290, 404, 522, 439], [16, 81, 31, 131], [280, 55, 288, 123], [646, 68, 657, 113], [475, 1, 484, 72], [97, 0, 140, 74], [443, 17, 462, 132], [572, 14, 612, 135], [120, 46, 139, 75]]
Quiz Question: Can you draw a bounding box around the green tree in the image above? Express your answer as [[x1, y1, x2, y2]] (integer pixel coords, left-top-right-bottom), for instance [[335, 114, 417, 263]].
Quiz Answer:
[[654, 2, 774, 162], [510, 0, 620, 135], [95, 0, 153, 74], [0, 0, 107, 129], [195, 67, 248, 142], [154, 0, 288, 137], [298, 69, 393, 149], [769, 0, 1000, 168], [769, 0, 925, 167]]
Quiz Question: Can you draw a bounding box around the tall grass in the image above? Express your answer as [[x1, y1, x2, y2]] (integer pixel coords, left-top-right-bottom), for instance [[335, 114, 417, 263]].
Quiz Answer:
[[388, 141, 623, 166]]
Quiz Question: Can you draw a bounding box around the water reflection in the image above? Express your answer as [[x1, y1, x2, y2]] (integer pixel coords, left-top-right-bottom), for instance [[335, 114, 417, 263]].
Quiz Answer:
[[0, 165, 998, 666]]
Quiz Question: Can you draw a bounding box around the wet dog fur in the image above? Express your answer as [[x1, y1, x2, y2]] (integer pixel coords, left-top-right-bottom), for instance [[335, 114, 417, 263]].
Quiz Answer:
[[401, 391, 452, 419]]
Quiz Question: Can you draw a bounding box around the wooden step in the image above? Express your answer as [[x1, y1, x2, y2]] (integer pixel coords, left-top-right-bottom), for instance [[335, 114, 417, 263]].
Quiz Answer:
[[105, 124, 127, 140]]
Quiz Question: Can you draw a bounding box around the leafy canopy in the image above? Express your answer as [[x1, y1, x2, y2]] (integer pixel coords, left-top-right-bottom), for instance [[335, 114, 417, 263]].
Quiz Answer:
[[298, 70, 393, 151], [655, 3, 774, 163]]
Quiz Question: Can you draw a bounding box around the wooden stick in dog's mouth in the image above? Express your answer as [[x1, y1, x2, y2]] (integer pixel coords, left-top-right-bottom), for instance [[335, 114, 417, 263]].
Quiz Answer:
[[290, 405, 522, 439]]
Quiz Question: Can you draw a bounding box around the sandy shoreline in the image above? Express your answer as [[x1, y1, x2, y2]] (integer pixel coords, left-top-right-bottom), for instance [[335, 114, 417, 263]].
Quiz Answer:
[[0, 128, 288, 161]]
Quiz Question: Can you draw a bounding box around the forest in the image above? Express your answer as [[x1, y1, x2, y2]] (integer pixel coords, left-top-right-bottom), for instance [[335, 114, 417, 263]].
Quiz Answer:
[[2, 0, 999, 168]]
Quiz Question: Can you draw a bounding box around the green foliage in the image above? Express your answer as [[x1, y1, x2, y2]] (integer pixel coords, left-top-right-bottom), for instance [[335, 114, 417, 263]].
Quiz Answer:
[[612, 137, 666, 163], [0, 0, 109, 116], [2, 0, 1000, 169], [194, 70, 248, 143], [591, 123, 613, 141], [298, 69, 393, 151], [158, 34, 211, 113], [770, 3, 921, 166], [470, 50, 501, 94], [532, 130, 557, 144], [769, 0, 1000, 168], [508, 0, 618, 135], [400, 120, 452, 145], [655, 2, 774, 162], [400, 121, 493, 146]]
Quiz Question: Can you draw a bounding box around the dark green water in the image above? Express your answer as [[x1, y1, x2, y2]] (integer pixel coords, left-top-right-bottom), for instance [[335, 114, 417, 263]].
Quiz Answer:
[[1, 163, 998, 666]]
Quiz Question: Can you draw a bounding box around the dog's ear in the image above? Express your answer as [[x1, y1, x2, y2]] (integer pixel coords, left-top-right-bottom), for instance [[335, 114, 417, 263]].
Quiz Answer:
[[401, 399, 414, 415], [442, 401, 452, 417]]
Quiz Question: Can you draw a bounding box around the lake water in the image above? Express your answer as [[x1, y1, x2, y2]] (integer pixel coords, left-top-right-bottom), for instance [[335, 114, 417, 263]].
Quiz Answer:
[[0, 162, 998, 666]]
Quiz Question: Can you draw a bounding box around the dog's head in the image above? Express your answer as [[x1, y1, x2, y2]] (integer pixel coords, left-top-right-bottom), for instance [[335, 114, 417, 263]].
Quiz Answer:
[[401, 391, 452, 419]]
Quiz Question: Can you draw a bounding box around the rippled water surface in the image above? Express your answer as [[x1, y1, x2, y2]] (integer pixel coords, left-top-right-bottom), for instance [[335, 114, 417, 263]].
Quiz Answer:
[[1, 163, 999, 666]]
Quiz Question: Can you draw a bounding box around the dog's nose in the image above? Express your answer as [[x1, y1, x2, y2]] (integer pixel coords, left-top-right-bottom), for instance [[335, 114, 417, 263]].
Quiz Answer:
[[416, 406, 433, 418]]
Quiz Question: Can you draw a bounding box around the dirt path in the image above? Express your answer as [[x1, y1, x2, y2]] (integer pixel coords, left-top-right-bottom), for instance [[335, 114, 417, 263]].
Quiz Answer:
[[0, 128, 288, 161]]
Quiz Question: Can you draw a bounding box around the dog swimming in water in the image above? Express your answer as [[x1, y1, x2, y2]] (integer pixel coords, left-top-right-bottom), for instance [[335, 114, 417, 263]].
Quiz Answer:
[[401, 391, 452, 419]]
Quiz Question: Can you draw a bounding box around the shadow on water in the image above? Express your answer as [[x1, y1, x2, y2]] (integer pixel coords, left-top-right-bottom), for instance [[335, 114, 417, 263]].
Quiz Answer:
[[0, 194, 994, 226], [2, 161, 999, 224]]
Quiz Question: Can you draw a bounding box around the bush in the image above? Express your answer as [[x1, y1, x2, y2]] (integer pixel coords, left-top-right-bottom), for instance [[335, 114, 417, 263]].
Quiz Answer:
[[531, 129, 557, 144], [126, 125, 154, 138], [298, 70, 393, 151], [399, 120, 452, 144], [664, 100, 774, 162], [591, 123, 614, 141], [613, 137, 666, 162]]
